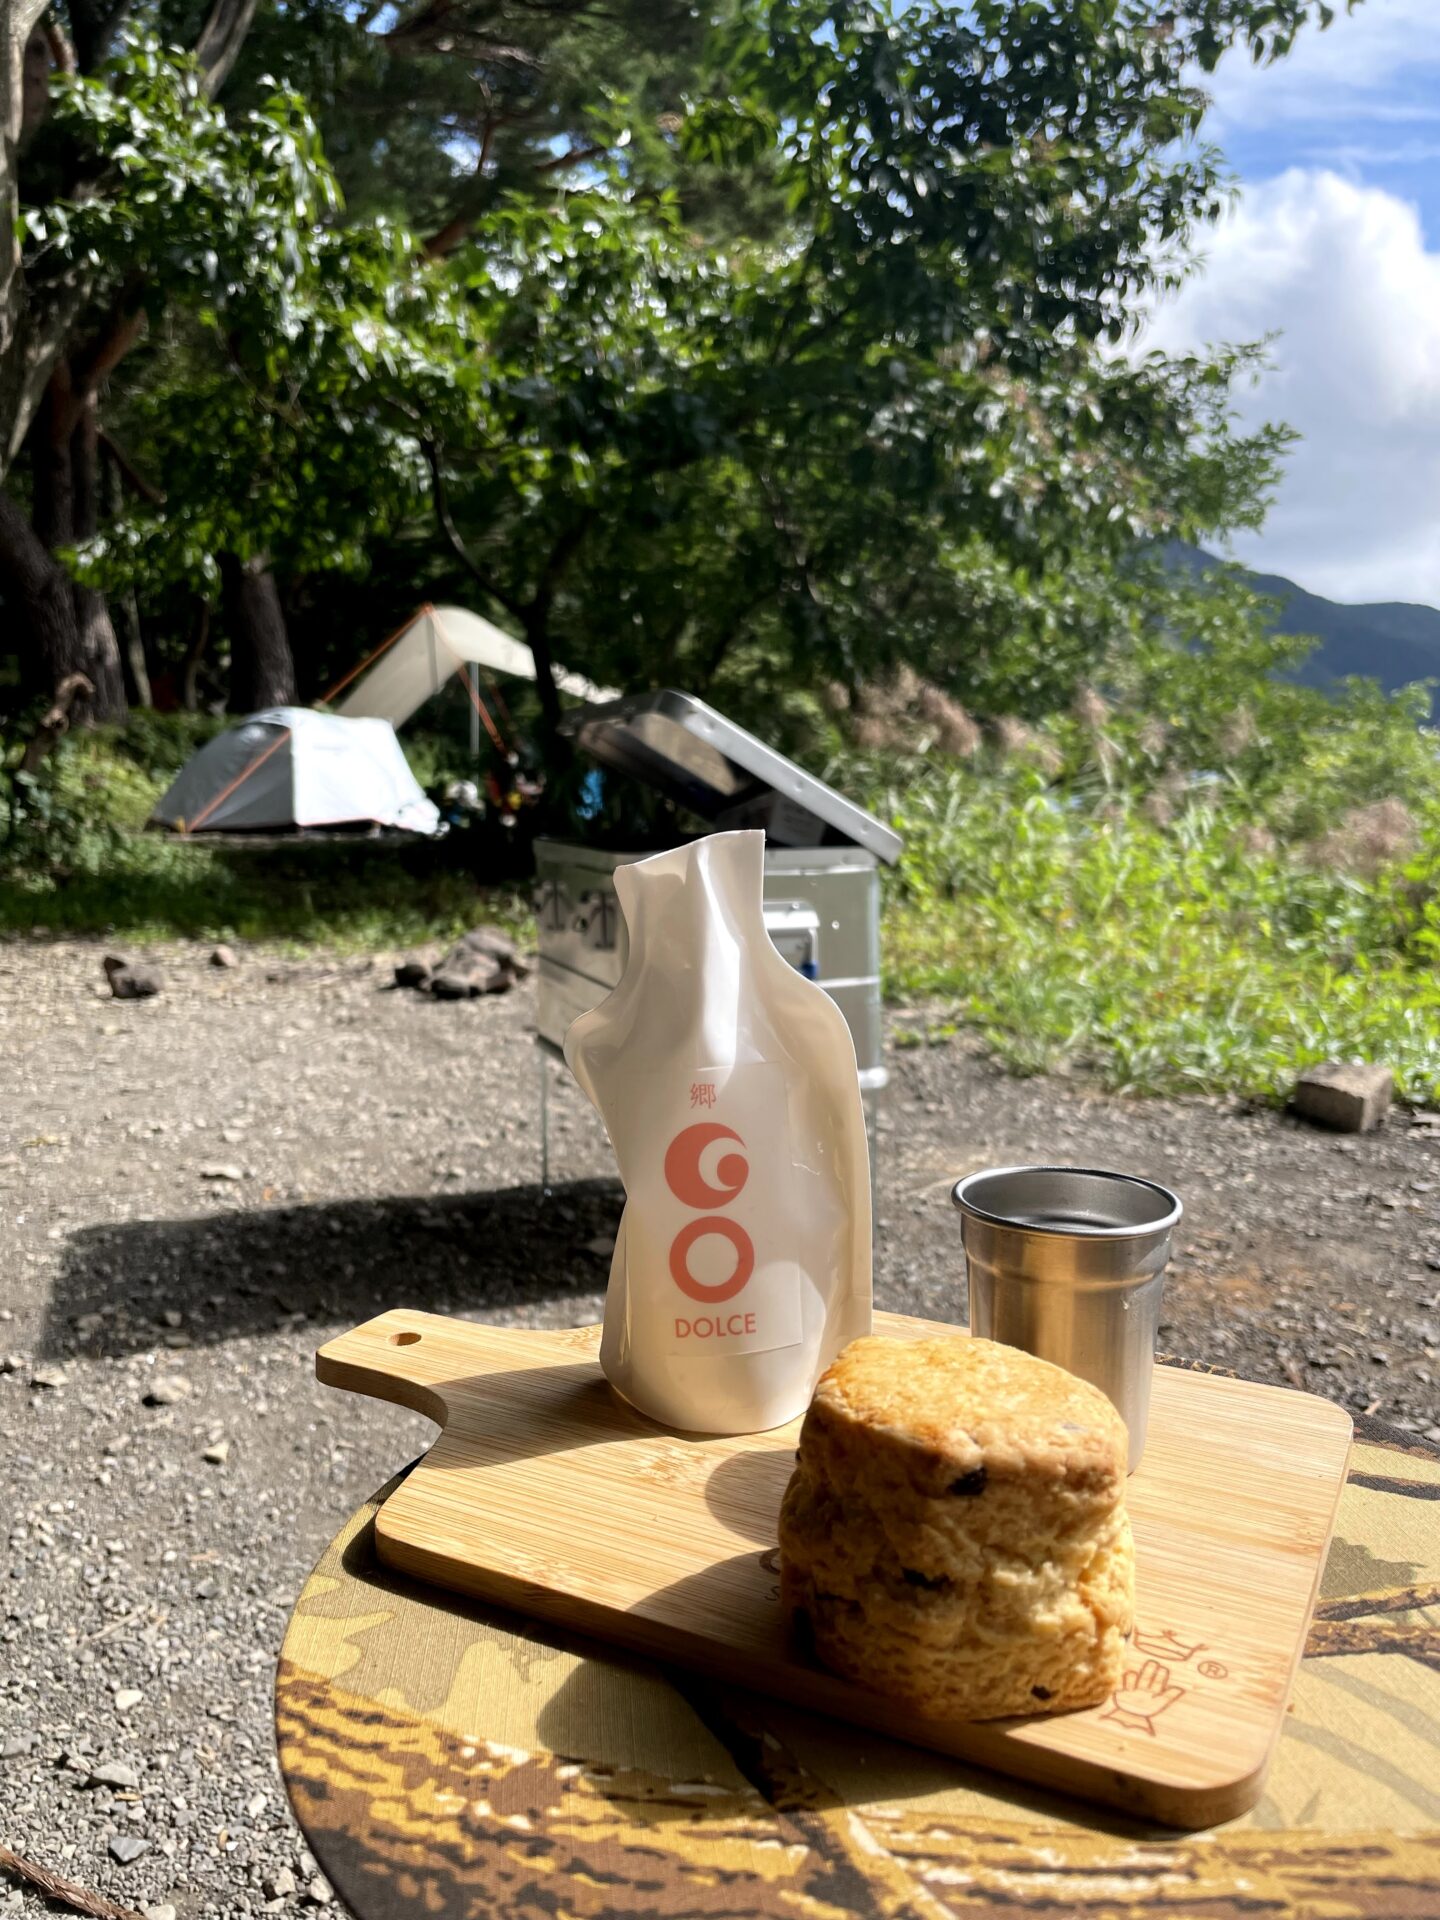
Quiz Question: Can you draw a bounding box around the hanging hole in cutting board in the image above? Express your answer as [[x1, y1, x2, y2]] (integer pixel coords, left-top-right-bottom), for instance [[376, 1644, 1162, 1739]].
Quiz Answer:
[[390, 1331, 422, 1346]]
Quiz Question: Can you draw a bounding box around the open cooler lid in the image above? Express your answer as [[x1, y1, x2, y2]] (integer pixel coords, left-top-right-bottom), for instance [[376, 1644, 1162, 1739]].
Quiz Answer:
[[562, 688, 902, 864]]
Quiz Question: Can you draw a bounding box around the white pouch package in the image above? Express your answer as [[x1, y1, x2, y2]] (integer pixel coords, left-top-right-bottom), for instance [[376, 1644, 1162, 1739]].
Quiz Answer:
[[565, 830, 872, 1433]]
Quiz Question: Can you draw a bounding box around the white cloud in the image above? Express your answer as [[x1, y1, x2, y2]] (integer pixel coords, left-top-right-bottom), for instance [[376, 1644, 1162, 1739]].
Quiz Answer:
[[1310, 140, 1440, 169], [1206, 0, 1440, 134], [1142, 167, 1440, 607]]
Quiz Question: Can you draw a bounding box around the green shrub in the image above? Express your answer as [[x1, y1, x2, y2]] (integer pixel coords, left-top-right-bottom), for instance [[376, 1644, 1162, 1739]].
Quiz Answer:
[[863, 755, 1440, 1108], [105, 710, 227, 781], [6, 708, 1439, 1108], [0, 713, 519, 947]]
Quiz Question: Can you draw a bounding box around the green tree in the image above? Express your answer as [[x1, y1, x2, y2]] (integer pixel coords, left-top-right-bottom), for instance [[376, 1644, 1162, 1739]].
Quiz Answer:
[[371, 0, 1349, 732], [0, 0, 744, 722], [0, 0, 266, 722], [14, 0, 1358, 734]]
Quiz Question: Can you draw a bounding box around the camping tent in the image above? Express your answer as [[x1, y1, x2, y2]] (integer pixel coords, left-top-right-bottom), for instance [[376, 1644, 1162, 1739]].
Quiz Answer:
[[333, 605, 614, 729], [151, 708, 440, 837]]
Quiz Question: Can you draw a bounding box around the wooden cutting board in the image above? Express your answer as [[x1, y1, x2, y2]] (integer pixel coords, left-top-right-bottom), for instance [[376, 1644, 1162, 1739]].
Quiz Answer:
[[317, 1309, 1352, 1829]]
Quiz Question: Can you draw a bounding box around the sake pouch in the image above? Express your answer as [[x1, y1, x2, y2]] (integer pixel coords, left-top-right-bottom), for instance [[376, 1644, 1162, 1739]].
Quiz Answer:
[[564, 830, 872, 1434]]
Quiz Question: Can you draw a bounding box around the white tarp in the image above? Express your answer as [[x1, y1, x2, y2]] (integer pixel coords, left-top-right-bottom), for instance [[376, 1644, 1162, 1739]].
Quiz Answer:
[[151, 708, 440, 836], [334, 605, 613, 728]]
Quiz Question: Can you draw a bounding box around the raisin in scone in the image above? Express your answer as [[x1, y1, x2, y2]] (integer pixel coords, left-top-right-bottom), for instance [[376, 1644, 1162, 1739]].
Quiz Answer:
[[778, 1334, 1133, 1720]]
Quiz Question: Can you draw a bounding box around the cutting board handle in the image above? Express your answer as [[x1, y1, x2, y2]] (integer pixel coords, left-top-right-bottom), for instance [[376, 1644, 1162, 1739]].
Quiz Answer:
[[316, 1310, 463, 1426]]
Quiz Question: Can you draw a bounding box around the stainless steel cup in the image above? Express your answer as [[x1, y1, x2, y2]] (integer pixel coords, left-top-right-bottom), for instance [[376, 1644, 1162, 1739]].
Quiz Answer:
[[951, 1166, 1182, 1471]]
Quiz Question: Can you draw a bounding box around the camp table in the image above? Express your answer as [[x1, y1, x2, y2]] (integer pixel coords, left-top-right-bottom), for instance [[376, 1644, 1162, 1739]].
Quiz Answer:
[[276, 1410, 1440, 1920]]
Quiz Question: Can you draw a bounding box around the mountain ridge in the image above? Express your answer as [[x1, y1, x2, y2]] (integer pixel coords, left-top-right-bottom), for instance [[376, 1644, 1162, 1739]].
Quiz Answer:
[[1167, 542, 1440, 719]]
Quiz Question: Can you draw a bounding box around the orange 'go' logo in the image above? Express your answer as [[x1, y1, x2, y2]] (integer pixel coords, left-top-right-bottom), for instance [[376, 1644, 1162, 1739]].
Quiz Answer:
[[664, 1123, 754, 1303]]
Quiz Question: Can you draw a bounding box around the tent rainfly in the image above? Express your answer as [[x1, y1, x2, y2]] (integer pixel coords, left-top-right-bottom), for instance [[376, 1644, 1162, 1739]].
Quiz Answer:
[[150, 708, 441, 837], [333, 604, 614, 730]]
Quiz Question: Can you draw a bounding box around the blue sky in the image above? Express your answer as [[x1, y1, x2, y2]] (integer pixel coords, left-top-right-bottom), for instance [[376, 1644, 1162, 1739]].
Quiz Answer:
[[1213, 0, 1440, 244], [1143, 0, 1440, 607]]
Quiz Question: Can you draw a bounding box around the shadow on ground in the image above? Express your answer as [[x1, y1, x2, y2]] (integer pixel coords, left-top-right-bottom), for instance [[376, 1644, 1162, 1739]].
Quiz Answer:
[[40, 1177, 623, 1359]]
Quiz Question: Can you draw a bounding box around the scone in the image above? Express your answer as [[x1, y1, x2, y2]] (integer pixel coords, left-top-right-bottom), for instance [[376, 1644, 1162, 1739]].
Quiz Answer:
[[778, 1334, 1133, 1720]]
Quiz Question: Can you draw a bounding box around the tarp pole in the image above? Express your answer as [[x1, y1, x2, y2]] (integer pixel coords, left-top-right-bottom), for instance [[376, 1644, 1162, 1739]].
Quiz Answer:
[[453, 665, 506, 754]]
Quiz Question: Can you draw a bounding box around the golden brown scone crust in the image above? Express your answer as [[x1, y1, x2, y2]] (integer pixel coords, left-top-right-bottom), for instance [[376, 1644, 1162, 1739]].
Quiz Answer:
[[778, 1334, 1133, 1721]]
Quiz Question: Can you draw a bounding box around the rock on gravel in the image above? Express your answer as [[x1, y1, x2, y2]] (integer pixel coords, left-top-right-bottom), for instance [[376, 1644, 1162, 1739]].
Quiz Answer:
[[399, 925, 529, 999], [1292, 1061, 1395, 1133], [142, 1375, 191, 1406], [89, 1760, 141, 1789], [102, 955, 162, 1000]]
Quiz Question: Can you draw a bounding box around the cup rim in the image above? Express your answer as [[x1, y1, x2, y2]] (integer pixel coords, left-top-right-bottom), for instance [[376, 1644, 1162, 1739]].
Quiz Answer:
[[951, 1164, 1183, 1240]]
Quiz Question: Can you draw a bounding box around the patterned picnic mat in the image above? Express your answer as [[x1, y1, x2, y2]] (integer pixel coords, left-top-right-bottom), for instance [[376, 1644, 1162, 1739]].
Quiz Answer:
[[277, 1418, 1440, 1919]]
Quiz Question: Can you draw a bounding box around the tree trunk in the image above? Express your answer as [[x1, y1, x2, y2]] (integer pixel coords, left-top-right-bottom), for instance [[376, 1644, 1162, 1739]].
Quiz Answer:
[[68, 392, 126, 718], [520, 606, 564, 739], [224, 554, 295, 711], [2, 0, 265, 485], [19, 372, 126, 719], [101, 434, 151, 705], [0, 482, 82, 702], [30, 371, 73, 551], [521, 516, 590, 747], [1, 3, 54, 483], [113, 583, 148, 706], [182, 598, 211, 711]]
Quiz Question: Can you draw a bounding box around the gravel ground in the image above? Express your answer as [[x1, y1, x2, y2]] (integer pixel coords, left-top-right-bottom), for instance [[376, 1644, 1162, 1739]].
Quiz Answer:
[[1, 936, 1437, 1918]]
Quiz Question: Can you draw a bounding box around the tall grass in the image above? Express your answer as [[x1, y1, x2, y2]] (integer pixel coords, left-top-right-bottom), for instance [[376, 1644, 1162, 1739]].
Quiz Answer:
[[7, 716, 1439, 1106], [868, 759, 1440, 1107]]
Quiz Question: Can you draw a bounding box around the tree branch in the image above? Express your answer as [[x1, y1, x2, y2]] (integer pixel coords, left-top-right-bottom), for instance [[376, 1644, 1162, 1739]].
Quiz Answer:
[[421, 436, 526, 622], [533, 142, 603, 176], [70, 300, 145, 396], [99, 426, 164, 503], [193, 0, 261, 96], [42, 17, 75, 73], [420, 107, 604, 258], [65, 0, 129, 73], [380, 0, 543, 69], [0, 1841, 141, 1920], [529, 509, 589, 633], [22, 287, 149, 449], [422, 117, 497, 259]]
